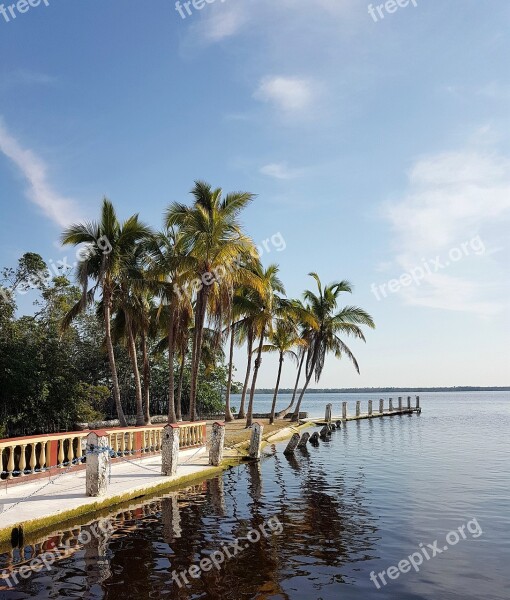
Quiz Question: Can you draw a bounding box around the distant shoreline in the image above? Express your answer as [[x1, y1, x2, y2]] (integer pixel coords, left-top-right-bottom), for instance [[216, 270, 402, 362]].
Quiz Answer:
[[252, 387, 510, 394]]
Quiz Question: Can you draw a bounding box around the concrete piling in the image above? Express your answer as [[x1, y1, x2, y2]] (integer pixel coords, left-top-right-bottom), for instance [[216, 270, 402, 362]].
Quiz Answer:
[[297, 432, 310, 448], [248, 423, 263, 460], [310, 432, 320, 445], [379, 399, 384, 414], [325, 403, 332, 424], [86, 431, 110, 497], [209, 422, 226, 466], [389, 398, 393, 412], [284, 433, 301, 455], [407, 396, 411, 409], [398, 397, 403, 411], [368, 400, 373, 416], [356, 400, 361, 417], [342, 402, 348, 419], [161, 424, 180, 476], [416, 395, 420, 409]]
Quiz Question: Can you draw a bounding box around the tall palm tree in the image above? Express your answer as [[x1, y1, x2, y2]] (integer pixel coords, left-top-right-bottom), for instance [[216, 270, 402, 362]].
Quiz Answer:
[[165, 181, 258, 421], [61, 199, 152, 426], [262, 318, 305, 424], [291, 273, 375, 422], [245, 264, 286, 427]]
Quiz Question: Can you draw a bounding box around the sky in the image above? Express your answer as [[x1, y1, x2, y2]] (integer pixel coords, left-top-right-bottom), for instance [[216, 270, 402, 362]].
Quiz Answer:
[[0, 0, 509, 388]]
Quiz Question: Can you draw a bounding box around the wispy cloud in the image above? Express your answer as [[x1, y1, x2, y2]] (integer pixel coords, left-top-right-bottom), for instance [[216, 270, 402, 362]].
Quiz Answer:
[[254, 76, 315, 113], [0, 119, 81, 228], [0, 70, 56, 93], [260, 162, 302, 180], [380, 145, 510, 316]]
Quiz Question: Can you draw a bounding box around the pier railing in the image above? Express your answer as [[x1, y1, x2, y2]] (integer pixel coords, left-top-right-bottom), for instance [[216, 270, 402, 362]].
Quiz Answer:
[[0, 422, 206, 483]]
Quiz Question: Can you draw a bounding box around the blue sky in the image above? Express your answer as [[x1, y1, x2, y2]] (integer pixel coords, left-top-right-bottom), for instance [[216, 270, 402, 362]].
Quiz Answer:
[[1, 0, 509, 388]]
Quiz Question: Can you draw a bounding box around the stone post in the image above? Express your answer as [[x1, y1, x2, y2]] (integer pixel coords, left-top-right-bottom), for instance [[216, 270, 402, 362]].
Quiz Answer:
[[398, 397, 403, 411], [284, 433, 301, 455], [368, 400, 373, 416], [389, 398, 393, 412], [297, 432, 310, 448], [356, 400, 361, 417], [248, 422, 263, 460], [209, 422, 226, 466], [416, 395, 420, 409], [379, 399, 384, 414], [86, 431, 110, 497], [325, 403, 332, 424], [407, 396, 411, 409], [161, 424, 180, 476], [342, 402, 348, 419]]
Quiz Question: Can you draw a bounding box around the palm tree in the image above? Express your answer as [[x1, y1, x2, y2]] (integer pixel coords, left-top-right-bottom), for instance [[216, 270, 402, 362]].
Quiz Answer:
[[290, 273, 375, 422], [61, 199, 152, 426], [165, 181, 258, 421], [262, 318, 305, 424], [245, 264, 286, 427]]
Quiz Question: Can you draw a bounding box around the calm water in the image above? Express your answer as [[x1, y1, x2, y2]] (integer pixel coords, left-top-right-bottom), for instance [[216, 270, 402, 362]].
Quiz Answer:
[[1, 392, 509, 599]]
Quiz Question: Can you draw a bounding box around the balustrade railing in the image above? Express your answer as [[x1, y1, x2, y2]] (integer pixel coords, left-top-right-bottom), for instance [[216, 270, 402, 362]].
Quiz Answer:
[[0, 421, 207, 483]]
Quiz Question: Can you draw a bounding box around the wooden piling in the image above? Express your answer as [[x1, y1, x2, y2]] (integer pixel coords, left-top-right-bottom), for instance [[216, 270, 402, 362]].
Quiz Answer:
[[356, 400, 361, 417], [368, 400, 373, 416], [310, 432, 320, 444], [398, 397, 403, 411], [407, 396, 411, 409], [325, 403, 332, 424], [389, 398, 393, 412], [416, 395, 420, 409], [379, 399, 384, 414], [342, 402, 347, 419]]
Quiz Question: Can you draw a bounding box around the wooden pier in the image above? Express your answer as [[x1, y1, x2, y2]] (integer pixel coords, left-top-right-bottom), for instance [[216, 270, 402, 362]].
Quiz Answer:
[[303, 396, 422, 426]]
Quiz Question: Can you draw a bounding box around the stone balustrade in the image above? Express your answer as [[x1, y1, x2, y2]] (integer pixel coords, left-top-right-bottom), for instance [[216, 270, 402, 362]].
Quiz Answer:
[[0, 421, 207, 484]]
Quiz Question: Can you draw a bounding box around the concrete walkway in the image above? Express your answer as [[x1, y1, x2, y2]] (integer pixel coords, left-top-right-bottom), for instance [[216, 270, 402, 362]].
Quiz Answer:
[[0, 447, 213, 539]]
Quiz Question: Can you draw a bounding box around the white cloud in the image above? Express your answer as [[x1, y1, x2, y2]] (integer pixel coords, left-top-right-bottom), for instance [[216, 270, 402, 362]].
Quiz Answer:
[[254, 76, 315, 113], [381, 146, 510, 316], [0, 119, 81, 228], [260, 162, 301, 180]]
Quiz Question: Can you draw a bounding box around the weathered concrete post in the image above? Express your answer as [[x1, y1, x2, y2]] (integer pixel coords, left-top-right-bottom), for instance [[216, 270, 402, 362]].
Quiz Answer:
[[209, 422, 226, 466], [407, 396, 411, 409], [389, 398, 393, 412], [86, 431, 110, 497], [325, 403, 332, 424], [284, 433, 301, 455], [356, 400, 361, 417], [297, 432, 310, 448], [368, 400, 373, 416], [248, 422, 263, 460], [342, 402, 348, 419], [379, 399, 384, 414], [398, 397, 403, 412], [161, 424, 180, 476], [416, 395, 420, 409]]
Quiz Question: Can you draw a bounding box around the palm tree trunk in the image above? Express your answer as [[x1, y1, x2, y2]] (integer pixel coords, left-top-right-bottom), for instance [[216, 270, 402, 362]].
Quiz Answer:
[[269, 352, 284, 424], [246, 333, 264, 427], [127, 320, 144, 427], [237, 333, 253, 419], [189, 284, 211, 421], [224, 321, 235, 422], [141, 330, 151, 425], [291, 370, 313, 423], [277, 351, 305, 418], [176, 351, 185, 421], [167, 312, 177, 424], [104, 291, 127, 427]]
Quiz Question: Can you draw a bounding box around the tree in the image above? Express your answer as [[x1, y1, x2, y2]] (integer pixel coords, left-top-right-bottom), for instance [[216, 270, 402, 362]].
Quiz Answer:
[[245, 264, 286, 427], [262, 318, 305, 424], [165, 181, 257, 421], [291, 273, 375, 422], [61, 198, 152, 426]]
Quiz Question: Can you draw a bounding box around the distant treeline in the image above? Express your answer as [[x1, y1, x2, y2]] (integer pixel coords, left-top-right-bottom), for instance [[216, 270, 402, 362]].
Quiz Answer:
[[253, 387, 510, 394]]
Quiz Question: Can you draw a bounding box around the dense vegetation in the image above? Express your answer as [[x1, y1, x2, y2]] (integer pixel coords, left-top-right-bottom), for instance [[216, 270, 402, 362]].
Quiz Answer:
[[0, 182, 375, 438]]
